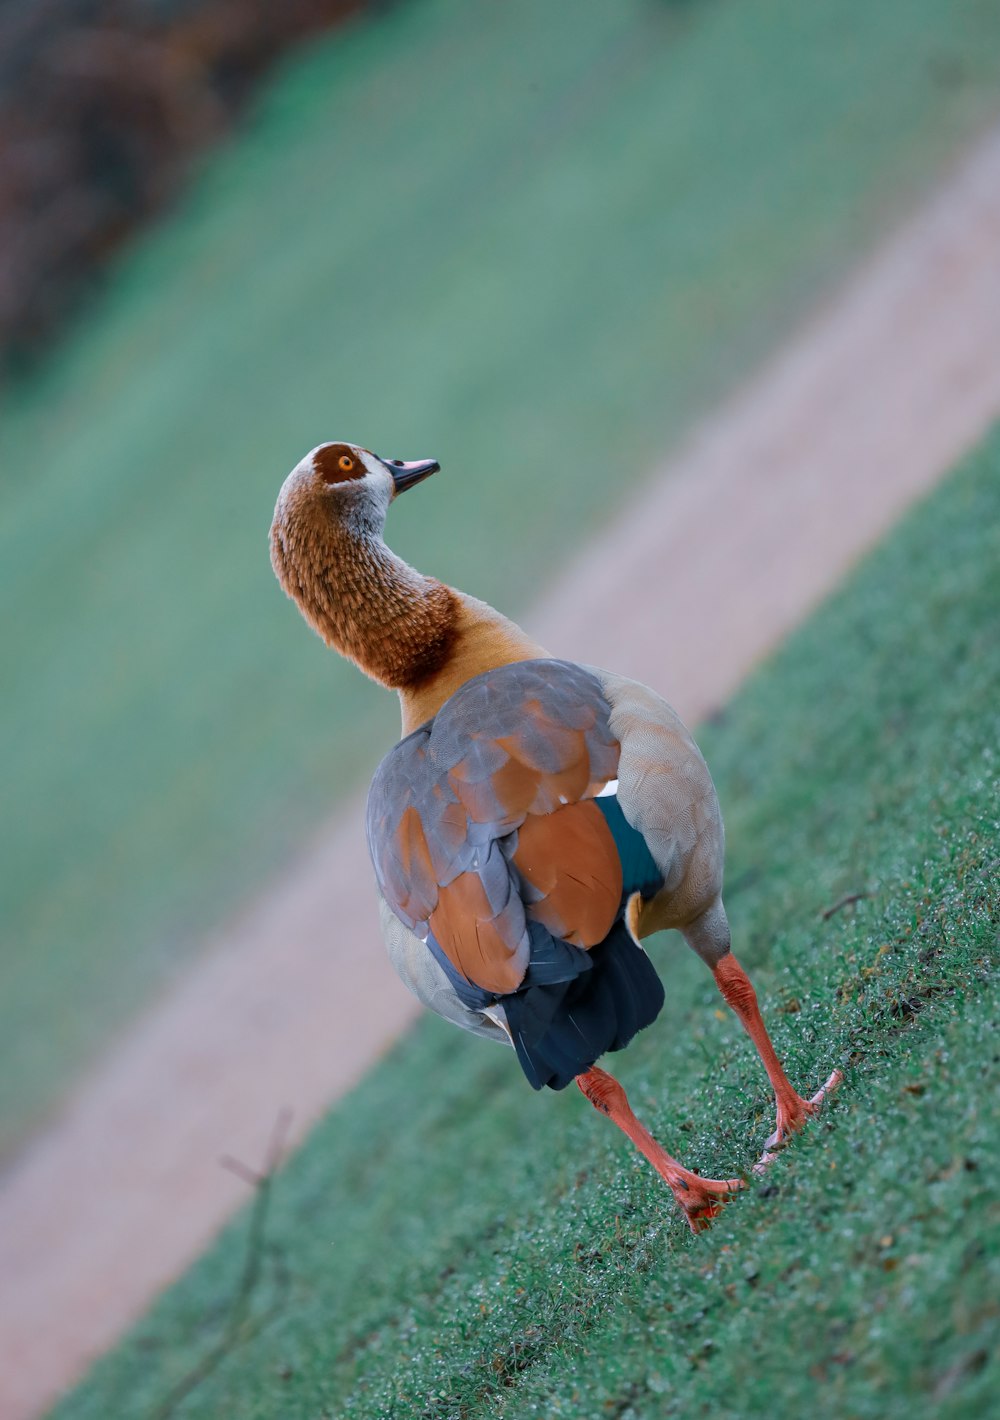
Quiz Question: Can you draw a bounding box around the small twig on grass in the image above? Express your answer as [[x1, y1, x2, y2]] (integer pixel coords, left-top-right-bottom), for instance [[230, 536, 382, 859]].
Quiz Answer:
[[148, 1107, 293, 1420], [821, 891, 871, 921]]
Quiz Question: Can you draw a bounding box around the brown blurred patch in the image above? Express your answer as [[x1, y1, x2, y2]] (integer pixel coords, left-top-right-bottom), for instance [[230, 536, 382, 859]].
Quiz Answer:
[[0, 0, 374, 375]]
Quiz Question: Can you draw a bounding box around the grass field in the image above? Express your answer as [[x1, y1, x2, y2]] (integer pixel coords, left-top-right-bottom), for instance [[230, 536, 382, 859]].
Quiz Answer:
[[51, 424, 1000, 1418], [3, 0, 1000, 1156]]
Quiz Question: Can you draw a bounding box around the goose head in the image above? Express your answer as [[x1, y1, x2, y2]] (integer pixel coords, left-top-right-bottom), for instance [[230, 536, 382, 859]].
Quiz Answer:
[[269, 441, 450, 690]]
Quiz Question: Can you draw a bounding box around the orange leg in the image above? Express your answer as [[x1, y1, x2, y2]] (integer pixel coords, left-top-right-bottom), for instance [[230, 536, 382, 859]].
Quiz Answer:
[[577, 1066, 743, 1232], [713, 954, 841, 1169]]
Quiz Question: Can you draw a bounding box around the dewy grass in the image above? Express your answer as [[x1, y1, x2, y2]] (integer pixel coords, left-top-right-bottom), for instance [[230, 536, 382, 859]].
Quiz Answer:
[[52, 426, 1000, 1418], [2, 0, 1000, 1152]]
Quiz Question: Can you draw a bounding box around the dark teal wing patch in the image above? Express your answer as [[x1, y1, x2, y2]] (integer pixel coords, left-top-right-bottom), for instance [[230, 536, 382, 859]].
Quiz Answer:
[[593, 793, 664, 902]]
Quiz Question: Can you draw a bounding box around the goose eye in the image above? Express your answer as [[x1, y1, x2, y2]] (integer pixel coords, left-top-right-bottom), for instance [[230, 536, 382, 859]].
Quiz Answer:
[[313, 444, 364, 484]]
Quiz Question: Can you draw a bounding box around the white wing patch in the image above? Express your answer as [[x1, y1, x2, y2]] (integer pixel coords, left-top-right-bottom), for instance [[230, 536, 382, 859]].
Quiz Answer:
[[481, 1003, 514, 1043]]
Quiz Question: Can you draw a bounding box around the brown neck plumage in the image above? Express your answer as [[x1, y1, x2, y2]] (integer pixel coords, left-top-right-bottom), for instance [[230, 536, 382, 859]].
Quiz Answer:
[[271, 508, 548, 733], [271, 512, 459, 692]]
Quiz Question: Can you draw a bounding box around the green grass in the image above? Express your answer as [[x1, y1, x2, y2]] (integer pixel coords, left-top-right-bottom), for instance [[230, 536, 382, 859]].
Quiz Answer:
[[4, 0, 1000, 1153], [52, 423, 1000, 1418]]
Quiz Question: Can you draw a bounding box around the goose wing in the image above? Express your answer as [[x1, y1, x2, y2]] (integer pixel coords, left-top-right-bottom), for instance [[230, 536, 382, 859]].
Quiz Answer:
[[366, 659, 622, 997]]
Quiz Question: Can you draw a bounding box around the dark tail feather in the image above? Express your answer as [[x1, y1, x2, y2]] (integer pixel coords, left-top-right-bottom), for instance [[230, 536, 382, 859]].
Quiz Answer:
[[502, 921, 664, 1091]]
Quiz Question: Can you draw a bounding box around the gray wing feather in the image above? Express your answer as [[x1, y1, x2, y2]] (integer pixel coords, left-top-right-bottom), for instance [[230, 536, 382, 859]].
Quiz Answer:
[[589, 667, 725, 923]]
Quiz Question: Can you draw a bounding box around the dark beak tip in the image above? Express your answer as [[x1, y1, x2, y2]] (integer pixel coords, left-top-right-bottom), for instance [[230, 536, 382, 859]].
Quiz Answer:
[[383, 455, 440, 494]]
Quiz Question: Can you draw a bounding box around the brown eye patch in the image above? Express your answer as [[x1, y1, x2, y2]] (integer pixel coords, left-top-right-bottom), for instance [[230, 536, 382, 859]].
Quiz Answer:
[[314, 442, 366, 485]]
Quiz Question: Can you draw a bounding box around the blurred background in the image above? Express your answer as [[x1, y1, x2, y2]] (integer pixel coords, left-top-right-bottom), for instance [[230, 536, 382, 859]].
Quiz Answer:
[[2, 0, 1000, 1169]]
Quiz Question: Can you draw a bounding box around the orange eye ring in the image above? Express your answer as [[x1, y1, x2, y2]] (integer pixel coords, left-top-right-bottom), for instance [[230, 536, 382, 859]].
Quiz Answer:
[[339, 454, 354, 472]]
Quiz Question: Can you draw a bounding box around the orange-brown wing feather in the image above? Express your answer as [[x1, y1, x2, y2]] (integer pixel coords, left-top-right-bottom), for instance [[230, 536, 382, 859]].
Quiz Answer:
[[512, 801, 622, 948], [430, 873, 525, 995], [392, 804, 439, 926]]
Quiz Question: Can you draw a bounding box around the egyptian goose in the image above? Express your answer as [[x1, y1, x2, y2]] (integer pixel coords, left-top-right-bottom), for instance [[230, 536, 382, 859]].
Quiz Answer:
[[270, 442, 840, 1231]]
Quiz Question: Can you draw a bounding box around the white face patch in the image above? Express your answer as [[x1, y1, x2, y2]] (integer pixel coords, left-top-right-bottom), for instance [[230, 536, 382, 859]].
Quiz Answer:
[[353, 447, 396, 505], [597, 779, 619, 798], [356, 448, 387, 479]]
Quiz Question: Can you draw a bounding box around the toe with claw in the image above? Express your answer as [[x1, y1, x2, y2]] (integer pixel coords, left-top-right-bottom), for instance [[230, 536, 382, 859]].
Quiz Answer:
[[672, 1171, 745, 1233], [755, 1068, 843, 1174]]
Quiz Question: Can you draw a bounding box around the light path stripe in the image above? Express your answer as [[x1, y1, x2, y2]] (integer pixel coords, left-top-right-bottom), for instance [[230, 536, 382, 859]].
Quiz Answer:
[[3, 122, 1000, 1420]]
